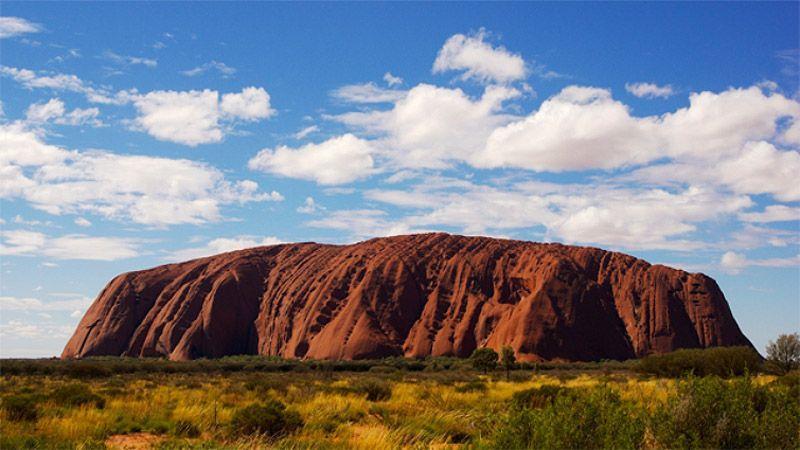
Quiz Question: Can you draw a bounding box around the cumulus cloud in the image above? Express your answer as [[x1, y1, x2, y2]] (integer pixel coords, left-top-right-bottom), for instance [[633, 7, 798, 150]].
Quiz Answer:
[[297, 197, 323, 214], [131, 87, 273, 145], [0, 17, 41, 39], [25, 98, 102, 127], [220, 87, 274, 120], [168, 235, 283, 262], [248, 134, 376, 185], [477, 86, 661, 171], [625, 82, 674, 98], [333, 84, 520, 169], [476, 85, 800, 173], [0, 229, 140, 260], [0, 123, 282, 226], [432, 29, 527, 84]]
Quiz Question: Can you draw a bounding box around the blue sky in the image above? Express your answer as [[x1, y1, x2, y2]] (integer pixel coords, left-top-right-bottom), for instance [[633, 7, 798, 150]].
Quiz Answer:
[[0, 3, 798, 358]]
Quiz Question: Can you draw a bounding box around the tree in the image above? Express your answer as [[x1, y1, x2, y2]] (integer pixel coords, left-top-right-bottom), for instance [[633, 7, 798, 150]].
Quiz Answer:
[[470, 347, 499, 373], [501, 346, 517, 380], [766, 333, 800, 374]]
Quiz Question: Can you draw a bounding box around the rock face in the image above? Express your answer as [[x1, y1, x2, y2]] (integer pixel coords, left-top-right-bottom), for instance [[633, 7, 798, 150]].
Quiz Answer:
[[62, 233, 752, 361]]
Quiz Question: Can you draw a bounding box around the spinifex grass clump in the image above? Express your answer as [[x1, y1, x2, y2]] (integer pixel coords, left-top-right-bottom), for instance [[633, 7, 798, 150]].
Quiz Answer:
[[2, 394, 39, 422], [51, 383, 106, 409]]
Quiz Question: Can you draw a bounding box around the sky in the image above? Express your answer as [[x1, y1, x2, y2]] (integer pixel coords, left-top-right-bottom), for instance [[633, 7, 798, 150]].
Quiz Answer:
[[0, 2, 798, 358]]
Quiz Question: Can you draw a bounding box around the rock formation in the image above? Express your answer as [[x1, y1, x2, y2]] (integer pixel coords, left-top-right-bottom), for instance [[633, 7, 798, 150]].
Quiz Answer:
[[62, 233, 752, 361]]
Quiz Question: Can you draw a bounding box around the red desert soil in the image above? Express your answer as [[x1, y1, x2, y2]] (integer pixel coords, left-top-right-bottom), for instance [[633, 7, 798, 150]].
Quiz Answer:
[[105, 433, 165, 449], [63, 233, 752, 362]]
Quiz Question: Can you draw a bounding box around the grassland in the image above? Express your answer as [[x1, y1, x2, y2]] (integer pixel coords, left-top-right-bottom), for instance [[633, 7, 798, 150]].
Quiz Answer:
[[1, 352, 797, 449]]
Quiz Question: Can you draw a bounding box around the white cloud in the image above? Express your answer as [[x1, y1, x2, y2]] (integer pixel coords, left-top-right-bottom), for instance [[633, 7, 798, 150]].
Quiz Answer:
[[477, 86, 660, 171], [350, 177, 752, 251], [168, 235, 283, 262], [715, 141, 800, 202], [103, 51, 157, 68], [293, 125, 318, 140], [1, 123, 282, 226], [383, 72, 403, 87], [0, 230, 139, 260], [720, 251, 800, 274], [432, 29, 527, 84], [131, 87, 273, 145], [333, 84, 520, 169], [0, 66, 125, 104], [25, 98, 65, 122], [297, 196, 323, 214], [0, 17, 41, 39], [130, 89, 222, 145], [25, 98, 103, 127], [331, 82, 407, 104], [739, 205, 800, 223], [306, 209, 415, 240], [220, 87, 274, 120], [476, 85, 800, 175], [74, 217, 92, 227], [182, 60, 236, 77], [625, 82, 675, 99], [0, 320, 75, 341], [249, 133, 375, 185], [0, 295, 92, 313]]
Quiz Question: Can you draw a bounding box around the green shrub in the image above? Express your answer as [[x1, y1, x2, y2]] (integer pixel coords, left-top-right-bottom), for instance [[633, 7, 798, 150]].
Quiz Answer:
[[454, 380, 487, 393], [493, 386, 644, 449], [51, 383, 106, 408], [638, 346, 761, 377], [510, 385, 568, 409], [229, 399, 303, 438], [2, 394, 39, 421], [470, 348, 499, 372], [350, 379, 392, 401], [651, 375, 799, 449]]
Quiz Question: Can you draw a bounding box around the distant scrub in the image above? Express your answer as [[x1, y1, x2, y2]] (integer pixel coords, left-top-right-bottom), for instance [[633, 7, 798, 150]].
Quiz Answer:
[[637, 346, 762, 377]]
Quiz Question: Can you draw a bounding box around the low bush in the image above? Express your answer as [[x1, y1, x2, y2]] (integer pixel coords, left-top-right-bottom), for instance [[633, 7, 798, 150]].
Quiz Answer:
[[510, 385, 568, 409], [51, 383, 106, 408], [2, 394, 39, 421], [493, 386, 645, 449], [637, 346, 761, 377], [349, 379, 392, 401], [229, 399, 303, 438], [651, 375, 799, 449]]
